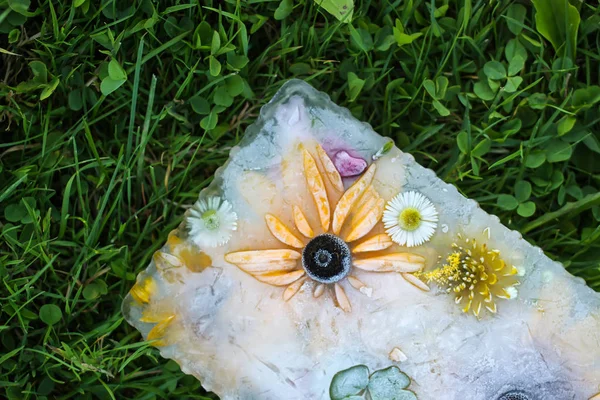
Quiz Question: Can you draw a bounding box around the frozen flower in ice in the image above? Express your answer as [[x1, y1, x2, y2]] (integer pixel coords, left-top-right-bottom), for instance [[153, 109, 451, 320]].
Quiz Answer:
[[225, 143, 427, 313], [416, 234, 521, 318], [382, 191, 438, 247], [187, 196, 238, 248]]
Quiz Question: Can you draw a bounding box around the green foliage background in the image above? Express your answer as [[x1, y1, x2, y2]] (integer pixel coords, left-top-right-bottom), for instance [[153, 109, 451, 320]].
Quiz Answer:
[[1, 0, 600, 398]]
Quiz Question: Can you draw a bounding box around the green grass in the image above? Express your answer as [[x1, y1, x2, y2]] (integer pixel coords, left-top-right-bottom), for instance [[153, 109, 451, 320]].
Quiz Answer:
[[1, 0, 600, 398]]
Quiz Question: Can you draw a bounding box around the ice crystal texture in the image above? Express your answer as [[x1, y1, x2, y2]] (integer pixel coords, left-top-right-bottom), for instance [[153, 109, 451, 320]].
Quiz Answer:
[[123, 80, 600, 400]]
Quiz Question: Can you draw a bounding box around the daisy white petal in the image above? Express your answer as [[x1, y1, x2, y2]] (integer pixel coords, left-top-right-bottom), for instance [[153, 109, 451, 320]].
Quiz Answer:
[[187, 196, 238, 248], [382, 191, 438, 247]]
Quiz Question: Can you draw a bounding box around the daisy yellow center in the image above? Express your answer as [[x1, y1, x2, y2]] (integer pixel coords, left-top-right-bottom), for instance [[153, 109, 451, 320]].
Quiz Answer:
[[398, 207, 422, 231], [202, 210, 220, 230]]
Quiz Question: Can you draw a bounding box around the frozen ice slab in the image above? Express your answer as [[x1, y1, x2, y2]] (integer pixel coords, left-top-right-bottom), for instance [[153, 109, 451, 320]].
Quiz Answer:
[[123, 80, 600, 400]]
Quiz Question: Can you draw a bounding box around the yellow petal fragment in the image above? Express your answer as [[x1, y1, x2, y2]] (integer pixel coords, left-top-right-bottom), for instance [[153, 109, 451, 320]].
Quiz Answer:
[[345, 197, 385, 242], [303, 148, 330, 231], [350, 188, 378, 226], [234, 260, 298, 275], [353, 253, 425, 272], [255, 269, 305, 286], [283, 277, 307, 301], [178, 248, 212, 273], [315, 144, 344, 192], [147, 315, 176, 347], [473, 301, 482, 317], [332, 164, 376, 234], [334, 283, 352, 313], [265, 214, 304, 248], [140, 308, 176, 323], [347, 275, 366, 290], [352, 233, 394, 253], [154, 251, 184, 270], [225, 249, 301, 265], [130, 277, 156, 304], [314, 283, 325, 298], [485, 302, 497, 314], [401, 273, 430, 291], [293, 205, 314, 238]]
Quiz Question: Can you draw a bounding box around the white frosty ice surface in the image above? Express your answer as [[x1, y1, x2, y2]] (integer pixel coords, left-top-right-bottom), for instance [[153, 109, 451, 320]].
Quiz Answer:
[[123, 80, 600, 400]]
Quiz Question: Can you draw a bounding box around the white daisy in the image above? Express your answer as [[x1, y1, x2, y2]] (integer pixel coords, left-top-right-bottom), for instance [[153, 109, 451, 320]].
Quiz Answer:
[[187, 196, 238, 248], [382, 191, 438, 247]]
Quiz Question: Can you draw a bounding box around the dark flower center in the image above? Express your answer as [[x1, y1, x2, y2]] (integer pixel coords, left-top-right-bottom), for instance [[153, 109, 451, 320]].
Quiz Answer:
[[302, 234, 351, 284], [497, 391, 531, 400]]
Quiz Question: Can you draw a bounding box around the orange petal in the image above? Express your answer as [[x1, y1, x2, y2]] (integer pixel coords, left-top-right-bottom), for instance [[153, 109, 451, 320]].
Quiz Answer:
[[154, 251, 183, 269], [265, 214, 304, 248], [130, 277, 156, 304], [332, 164, 376, 234], [303, 148, 330, 231], [147, 315, 176, 347], [353, 253, 425, 272], [234, 260, 299, 275], [255, 270, 305, 286], [350, 188, 378, 226], [347, 275, 366, 290], [225, 249, 301, 265], [293, 205, 314, 238], [315, 144, 344, 192], [314, 283, 325, 298], [352, 233, 393, 253], [345, 197, 385, 242], [283, 277, 307, 301], [334, 283, 352, 312], [401, 273, 430, 291]]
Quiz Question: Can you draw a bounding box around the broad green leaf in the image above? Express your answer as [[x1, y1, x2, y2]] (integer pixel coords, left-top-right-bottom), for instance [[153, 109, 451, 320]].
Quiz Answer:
[[329, 365, 369, 400], [209, 56, 221, 77], [39, 304, 62, 326], [200, 110, 218, 130], [4, 203, 27, 222], [508, 55, 525, 76], [349, 26, 373, 52], [571, 86, 600, 110], [313, 0, 354, 23], [210, 31, 221, 55], [472, 138, 491, 157], [8, 28, 20, 43], [497, 194, 519, 210], [213, 86, 233, 107], [505, 38, 527, 62], [74, 0, 86, 7], [68, 89, 83, 111], [432, 100, 450, 116], [423, 79, 436, 98], [226, 75, 245, 97], [189, 96, 210, 115], [483, 61, 506, 80], [506, 4, 526, 35], [525, 151, 546, 168], [274, 0, 293, 20], [528, 93, 547, 109], [532, 0, 580, 57], [435, 76, 448, 98], [501, 119, 522, 136], [347, 72, 365, 102], [504, 76, 523, 93], [108, 59, 127, 80], [545, 139, 572, 162], [40, 77, 60, 100], [29, 61, 48, 84], [515, 180, 532, 202], [83, 281, 108, 300], [227, 53, 249, 70], [557, 116, 576, 136], [100, 77, 126, 96], [473, 80, 496, 101], [368, 366, 411, 400], [457, 131, 470, 154], [518, 201, 536, 217]]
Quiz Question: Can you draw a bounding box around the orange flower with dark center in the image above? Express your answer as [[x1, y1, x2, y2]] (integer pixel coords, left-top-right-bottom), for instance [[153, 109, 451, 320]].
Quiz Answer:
[[225, 143, 428, 312]]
